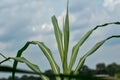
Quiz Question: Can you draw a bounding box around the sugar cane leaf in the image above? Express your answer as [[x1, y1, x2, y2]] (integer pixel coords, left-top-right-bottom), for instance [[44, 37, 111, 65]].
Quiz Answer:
[[69, 22, 120, 70], [74, 35, 120, 74], [12, 41, 60, 80], [63, 1, 70, 73], [31, 41, 60, 74], [12, 41, 31, 80], [12, 57, 41, 74], [64, 0, 69, 59], [4, 57, 48, 80], [52, 16, 64, 62]]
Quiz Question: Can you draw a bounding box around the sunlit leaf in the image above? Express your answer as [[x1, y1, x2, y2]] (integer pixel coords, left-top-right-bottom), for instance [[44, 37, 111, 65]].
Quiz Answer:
[[63, 1, 70, 74], [52, 16, 64, 63], [69, 22, 120, 70], [12, 41, 60, 80], [74, 35, 120, 74]]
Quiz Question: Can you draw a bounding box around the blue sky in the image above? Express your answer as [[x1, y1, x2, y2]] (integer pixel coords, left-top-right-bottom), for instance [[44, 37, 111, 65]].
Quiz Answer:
[[0, 0, 120, 78]]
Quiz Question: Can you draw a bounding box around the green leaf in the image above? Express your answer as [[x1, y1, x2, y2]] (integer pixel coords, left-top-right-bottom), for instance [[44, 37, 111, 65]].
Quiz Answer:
[[63, 1, 70, 74], [69, 30, 93, 70], [0, 53, 8, 59], [64, 0, 69, 59], [13, 57, 41, 73], [12, 41, 31, 80], [0, 65, 39, 74], [52, 16, 64, 62], [12, 57, 48, 80], [69, 22, 120, 70], [74, 35, 120, 74], [31, 41, 61, 80], [31, 41, 60, 75], [12, 41, 60, 80]]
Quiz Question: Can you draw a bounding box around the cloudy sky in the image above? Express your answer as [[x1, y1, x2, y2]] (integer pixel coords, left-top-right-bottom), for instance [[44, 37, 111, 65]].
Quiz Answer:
[[0, 0, 120, 78]]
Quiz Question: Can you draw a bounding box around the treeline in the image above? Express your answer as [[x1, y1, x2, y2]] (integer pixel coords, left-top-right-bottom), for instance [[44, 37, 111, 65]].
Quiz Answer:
[[80, 62, 120, 76], [0, 62, 120, 80]]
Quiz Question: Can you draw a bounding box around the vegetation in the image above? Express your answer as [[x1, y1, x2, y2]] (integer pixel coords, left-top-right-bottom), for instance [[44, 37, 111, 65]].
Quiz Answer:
[[0, 1, 120, 80], [0, 63, 120, 80]]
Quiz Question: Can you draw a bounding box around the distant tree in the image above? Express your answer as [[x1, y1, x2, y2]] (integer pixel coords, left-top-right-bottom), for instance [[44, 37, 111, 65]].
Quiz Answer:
[[7, 76, 19, 80], [80, 65, 92, 75], [106, 63, 119, 76], [96, 63, 106, 71], [45, 69, 56, 80], [81, 65, 89, 72], [0, 78, 7, 80], [96, 63, 107, 74], [20, 75, 28, 80]]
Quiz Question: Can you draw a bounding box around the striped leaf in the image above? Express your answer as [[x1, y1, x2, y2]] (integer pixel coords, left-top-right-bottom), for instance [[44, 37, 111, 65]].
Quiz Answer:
[[12, 41, 31, 80], [12, 57, 41, 74], [63, 1, 70, 74], [11, 57, 48, 80], [31, 41, 60, 75], [12, 41, 60, 80], [74, 35, 120, 74], [69, 22, 120, 70], [52, 16, 64, 62]]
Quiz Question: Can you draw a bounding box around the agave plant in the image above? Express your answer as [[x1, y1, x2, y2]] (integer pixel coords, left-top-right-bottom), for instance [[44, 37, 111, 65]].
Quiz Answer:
[[0, 1, 120, 80]]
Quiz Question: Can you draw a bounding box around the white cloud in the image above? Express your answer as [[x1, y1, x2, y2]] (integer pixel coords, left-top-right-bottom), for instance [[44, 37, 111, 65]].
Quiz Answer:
[[32, 27, 36, 32], [41, 23, 53, 31], [89, 11, 110, 25], [103, 0, 120, 10], [0, 42, 12, 51]]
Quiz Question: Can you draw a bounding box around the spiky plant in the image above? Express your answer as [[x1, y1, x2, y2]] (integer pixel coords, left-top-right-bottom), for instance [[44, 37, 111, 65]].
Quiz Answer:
[[0, 1, 120, 80]]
